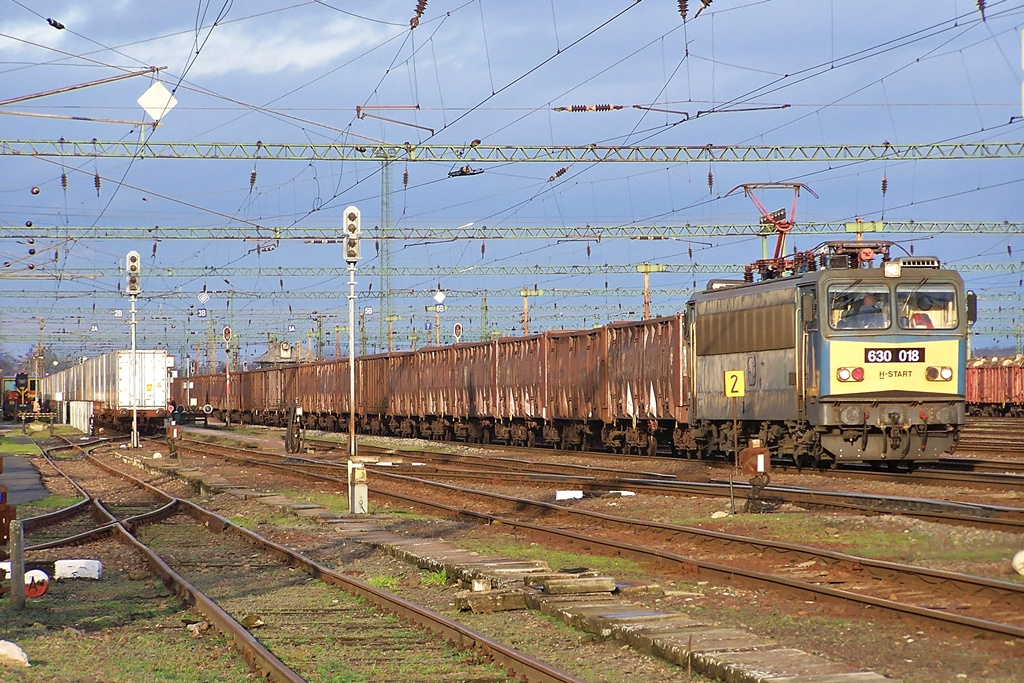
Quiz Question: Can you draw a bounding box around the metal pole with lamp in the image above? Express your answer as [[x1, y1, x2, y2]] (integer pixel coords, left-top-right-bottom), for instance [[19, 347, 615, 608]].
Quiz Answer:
[[223, 326, 231, 427], [342, 207, 367, 513], [125, 251, 142, 449]]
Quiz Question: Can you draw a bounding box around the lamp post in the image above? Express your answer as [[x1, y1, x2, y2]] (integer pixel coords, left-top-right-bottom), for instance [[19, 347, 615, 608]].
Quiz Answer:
[[343, 207, 361, 462], [519, 287, 543, 335], [637, 262, 666, 320], [125, 250, 142, 448], [432, 290, 446, 346]]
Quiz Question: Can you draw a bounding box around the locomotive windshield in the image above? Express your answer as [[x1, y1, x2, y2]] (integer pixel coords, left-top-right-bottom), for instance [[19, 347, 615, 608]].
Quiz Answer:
[[895, 282, 958, 330], [828, 284, 890, 330]]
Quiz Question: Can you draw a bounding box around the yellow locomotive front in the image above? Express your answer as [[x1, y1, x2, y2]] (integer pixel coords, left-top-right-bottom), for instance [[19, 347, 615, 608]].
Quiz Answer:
[[811, 254, 973, 464]]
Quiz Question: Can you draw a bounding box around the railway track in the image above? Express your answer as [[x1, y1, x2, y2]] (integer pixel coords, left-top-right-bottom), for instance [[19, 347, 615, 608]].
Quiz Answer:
[[251, 438, 1024, 533], [168, 435, 1024, 642], [12, 439, 587, 683]]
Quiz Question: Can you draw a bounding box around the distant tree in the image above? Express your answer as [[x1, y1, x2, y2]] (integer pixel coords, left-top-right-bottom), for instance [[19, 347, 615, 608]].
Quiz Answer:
[[0, 350, 19, 377], [973, 345, 1019, 360]]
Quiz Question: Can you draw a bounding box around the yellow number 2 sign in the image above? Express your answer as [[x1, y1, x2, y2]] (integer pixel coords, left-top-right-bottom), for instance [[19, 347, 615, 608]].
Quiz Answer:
[[724, 370, 745, 398]]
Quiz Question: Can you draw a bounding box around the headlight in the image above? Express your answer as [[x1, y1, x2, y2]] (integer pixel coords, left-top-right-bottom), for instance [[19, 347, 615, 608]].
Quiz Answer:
[[926, 366, 953, 381], [837, 367, 864, 382]]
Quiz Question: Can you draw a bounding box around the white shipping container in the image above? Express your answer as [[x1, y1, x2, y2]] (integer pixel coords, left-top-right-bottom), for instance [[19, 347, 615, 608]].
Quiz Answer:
[[41, 350, 175, 410]]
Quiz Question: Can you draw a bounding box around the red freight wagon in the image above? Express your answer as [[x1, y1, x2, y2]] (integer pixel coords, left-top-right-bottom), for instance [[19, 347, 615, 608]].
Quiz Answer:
[[966, 358, 1024, 417], [488, 335, 546, 446], [604, 315, 689, 455], [545, 327, 606, 450]]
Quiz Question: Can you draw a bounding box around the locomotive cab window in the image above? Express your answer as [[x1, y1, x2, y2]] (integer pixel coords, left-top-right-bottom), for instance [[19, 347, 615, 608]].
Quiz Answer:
[[828, 285, 890, 330], [896, 282, 958, 330]]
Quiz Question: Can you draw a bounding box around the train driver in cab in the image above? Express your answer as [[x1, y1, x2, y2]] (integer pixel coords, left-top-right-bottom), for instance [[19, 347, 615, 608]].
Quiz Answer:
[[840, 292, 888, 329]]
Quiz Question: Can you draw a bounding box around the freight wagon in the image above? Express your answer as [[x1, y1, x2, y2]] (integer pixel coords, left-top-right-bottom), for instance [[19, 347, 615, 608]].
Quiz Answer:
[[40, 350, 176, 434], [966, 356, 1024, 417], [177, 241, 974, 468]]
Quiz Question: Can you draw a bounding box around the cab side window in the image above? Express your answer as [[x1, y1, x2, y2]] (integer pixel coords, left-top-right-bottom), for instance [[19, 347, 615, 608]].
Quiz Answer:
[[828, 285, 891, 330], [896, 283, 958, 330]]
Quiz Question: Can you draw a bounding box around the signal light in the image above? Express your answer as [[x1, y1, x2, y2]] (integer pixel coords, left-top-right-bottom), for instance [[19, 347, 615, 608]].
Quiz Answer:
[[344, 236, 360, 262], [343, 206, 361, 263], [343, 206, 361, 237], [126, 250, 141, 294], [926, 366, 953, 381]]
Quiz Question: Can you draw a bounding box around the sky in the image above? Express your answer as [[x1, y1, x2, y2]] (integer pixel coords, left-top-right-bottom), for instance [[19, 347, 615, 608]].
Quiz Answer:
[[1, 0, 1022, 369]]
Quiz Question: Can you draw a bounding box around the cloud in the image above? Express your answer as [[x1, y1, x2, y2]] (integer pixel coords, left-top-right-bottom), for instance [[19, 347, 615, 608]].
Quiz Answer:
[[127, 16, 389, 78], [0, 8, 90, 57]]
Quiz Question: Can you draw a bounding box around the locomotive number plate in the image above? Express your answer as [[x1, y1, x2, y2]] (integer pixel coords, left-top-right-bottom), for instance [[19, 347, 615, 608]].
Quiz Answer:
[[864, 347, 926, 363]]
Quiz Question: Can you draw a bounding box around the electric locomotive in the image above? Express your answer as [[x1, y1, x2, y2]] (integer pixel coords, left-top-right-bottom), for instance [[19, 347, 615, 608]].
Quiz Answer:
[[687, 241, 974, 468]]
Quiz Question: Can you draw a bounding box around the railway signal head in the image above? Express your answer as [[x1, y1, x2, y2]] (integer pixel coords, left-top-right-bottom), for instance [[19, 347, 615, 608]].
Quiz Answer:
[[343, 206, 361, 263], [125, 250, 141, 294]]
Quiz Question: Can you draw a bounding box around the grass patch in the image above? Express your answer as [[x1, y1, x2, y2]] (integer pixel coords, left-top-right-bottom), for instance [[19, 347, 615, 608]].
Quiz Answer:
[[422, 568, 449, 586], [689, 511, 1022, 569], [0, 437, 42, 456], [366, 575, 400, 590], [279, 489, 349, 514], [457, 531, 644, 575], [227, 511, 322, 530], [15, 494, 84, 517], [0, 573, 251, 681]]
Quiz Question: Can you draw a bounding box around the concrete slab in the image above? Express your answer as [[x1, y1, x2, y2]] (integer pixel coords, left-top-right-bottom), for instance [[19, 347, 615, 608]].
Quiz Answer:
[[0, 454, 48, 505]]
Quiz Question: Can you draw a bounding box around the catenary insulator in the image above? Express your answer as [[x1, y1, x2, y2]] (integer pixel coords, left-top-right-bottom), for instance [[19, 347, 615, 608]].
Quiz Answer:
[[881, 175, 888, 196], [707, 169, 714, 193], [250, 169, 257, 191], [94, 172, 101, 196], [415, 0, 428, 17], [678, 0, 688, 20], [554, 104, 623, 113], [549, 167, 568, 182], [61, 172, 67, 190], [403, 168, 409, 188]]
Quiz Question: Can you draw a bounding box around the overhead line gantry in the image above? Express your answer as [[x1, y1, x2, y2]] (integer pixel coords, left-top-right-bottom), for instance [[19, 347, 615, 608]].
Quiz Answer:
[[3, 139, 1023, 163], [2, 221, 1020, 240], [5, 261, 1023, 280]]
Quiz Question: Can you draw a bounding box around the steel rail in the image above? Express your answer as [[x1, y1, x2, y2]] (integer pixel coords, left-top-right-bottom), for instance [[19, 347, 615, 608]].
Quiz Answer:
[[364, 470, 1024, 639], [26, 446, 587, 683], [169, 437, 1024, 638]]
